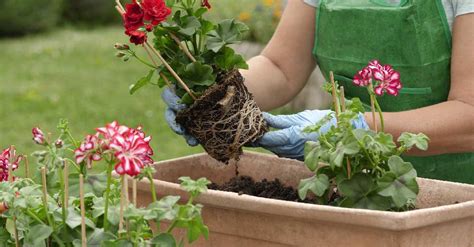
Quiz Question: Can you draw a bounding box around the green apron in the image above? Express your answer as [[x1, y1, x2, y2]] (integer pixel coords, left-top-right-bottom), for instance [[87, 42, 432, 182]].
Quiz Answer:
[[313, 0, 474, 184]]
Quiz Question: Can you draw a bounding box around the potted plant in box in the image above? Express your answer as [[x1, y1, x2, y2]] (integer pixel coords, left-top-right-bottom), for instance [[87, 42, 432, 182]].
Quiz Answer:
[[114, 0, 267, 163], [0, 120, 211, 246], [133, 61, 474, 246]]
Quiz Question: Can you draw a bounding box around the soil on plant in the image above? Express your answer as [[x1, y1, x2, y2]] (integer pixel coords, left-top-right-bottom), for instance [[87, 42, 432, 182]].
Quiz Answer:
[[176, 70, 267, 163], [209, 176, 311, 203]]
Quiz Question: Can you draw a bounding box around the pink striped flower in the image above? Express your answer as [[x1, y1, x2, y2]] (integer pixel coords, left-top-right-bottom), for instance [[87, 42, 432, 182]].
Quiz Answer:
[[75, 134, 102, 169], [32, 127, 46, 145], [110, 128, 153, 177], [0, 146, 22, 182], [353, 60, 402, 96]]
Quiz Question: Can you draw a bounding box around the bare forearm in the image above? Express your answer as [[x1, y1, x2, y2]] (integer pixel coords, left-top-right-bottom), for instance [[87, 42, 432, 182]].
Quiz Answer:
[[365, 100, 474, 155], [241, 55, 302, 111]]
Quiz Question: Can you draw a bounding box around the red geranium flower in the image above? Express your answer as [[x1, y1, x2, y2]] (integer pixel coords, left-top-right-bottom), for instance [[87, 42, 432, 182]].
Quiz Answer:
[[353, 67, 372, 87], [202, 0, 211, 9], [123, 1, 144, 33], [127, 30, 148, 45], [141, 0, 172, 26]]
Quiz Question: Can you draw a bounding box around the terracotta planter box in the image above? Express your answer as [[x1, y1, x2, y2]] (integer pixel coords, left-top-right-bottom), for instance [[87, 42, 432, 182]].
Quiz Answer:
[[134, 152, 474, 247]]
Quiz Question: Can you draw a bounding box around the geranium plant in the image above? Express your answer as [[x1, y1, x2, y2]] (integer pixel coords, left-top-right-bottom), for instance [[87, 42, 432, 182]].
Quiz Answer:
[[299, 61, 429, 211], [0, 120, 210, 246], [113, 0, 267, 163]]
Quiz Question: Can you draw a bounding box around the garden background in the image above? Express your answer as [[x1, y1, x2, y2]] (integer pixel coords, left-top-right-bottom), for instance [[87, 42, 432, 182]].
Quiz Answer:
[[0, 0, 328, 162]]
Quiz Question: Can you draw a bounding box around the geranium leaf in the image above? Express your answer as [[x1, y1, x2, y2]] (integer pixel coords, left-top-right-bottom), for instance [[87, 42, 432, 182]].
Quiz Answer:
[[338, 173, 374, 199], [304, 141, 321, 171], [24, 224, 53, 246], [377, 156, 419, 208], [181, 62, 215, 87], [129, 70, 154, 95], [206, 19, 249, 52], [298, 174, 329, 199], [398, 132, 429, 151], [214, 47, 248, 71], [151, 233, 177, 247]]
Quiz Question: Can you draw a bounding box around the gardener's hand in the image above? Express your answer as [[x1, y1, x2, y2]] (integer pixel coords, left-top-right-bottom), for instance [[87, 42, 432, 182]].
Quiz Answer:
[[161, 88, 199, 146], [255, 110, 368, 160]]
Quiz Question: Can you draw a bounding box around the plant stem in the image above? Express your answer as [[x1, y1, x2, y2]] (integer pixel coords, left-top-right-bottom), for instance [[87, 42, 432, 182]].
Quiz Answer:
[[26, 209, 65, 247], [373, 97, 385, 132], [367, 84, 378, 132], [329, 72, 340, 123], [13, 215, 19, 247], [79, 174, 87, 247], [170, 33, 197, 62], [24, 155, 30, 178], [146, 170, 157, 202], [145, 41, 196, 100], [41, 167, 56, 231], [103, 162, 114, 230], [119, 176, 125, 237], [131, 51, 155, 68], [59, 164, 67, 228]]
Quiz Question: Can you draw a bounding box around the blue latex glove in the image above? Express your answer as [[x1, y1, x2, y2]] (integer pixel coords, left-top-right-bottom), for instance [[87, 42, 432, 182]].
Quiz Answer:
[[161, 88, 199, 146], [256, 110, 369, 160]]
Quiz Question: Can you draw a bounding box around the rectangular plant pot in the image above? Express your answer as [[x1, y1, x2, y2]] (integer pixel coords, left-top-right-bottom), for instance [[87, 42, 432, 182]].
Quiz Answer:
[[134, 152, 474, 247]]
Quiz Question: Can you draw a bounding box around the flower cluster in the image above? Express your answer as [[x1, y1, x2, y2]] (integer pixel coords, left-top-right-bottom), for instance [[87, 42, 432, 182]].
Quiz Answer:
[[122, 0, 172, 45], [353, 60, 402, 96], [75, 121, 154, 177], [0, 146, 22, 182], [201, 0, 211, 9]]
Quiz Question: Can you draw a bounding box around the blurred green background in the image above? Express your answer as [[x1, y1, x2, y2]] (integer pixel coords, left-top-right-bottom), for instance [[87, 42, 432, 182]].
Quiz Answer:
[[0, 0, 284, 162]]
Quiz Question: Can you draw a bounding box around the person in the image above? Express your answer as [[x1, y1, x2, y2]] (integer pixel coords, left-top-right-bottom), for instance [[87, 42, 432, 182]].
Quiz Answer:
[[163, 0, 474, 184]]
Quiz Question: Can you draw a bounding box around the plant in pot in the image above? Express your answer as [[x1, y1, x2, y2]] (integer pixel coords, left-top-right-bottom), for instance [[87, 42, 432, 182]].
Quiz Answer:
[[113, 0, 267, 163], [0, 120, 210, 246], [298, 60, 429, 211]]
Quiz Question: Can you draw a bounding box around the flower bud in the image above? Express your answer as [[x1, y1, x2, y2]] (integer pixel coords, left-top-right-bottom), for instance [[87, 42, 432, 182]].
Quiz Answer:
[[55, 139, 64, 148], [114, 43, 130, 50], [116, 51, 127, 58], [32, 127, 46, 145]]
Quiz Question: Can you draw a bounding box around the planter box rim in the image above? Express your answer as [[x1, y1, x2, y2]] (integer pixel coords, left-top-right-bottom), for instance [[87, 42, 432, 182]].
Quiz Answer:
[[137, 152, 474, 231]]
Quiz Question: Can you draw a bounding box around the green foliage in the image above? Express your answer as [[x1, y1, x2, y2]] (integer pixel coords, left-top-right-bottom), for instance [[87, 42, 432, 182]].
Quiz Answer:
[[299, 82, 427, 211], [120, 1, 250, 104], [0, 0, 62, 36], [62, 0, 122, 25]]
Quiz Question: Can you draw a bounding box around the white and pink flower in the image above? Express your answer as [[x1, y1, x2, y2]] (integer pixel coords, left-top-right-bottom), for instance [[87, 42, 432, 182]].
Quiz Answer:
[[353, 60, 402, 96], [110, 128, 154, 177], [32, 127, 46, 145], [75, 134, 103, 169], [0, 146, 22, 182]]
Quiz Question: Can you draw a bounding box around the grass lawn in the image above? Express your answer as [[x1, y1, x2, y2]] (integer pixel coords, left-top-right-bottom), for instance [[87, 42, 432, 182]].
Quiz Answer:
[[0, 26, 206, 161]]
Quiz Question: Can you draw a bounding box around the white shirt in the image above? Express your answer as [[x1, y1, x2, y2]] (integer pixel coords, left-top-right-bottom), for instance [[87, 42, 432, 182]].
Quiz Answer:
[[303, 0, 474, 32]]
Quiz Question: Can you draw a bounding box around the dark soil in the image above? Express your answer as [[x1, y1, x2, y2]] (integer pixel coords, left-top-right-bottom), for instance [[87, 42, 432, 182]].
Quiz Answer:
[[209, 176, 311, 203], [176, 70, 267, 163]]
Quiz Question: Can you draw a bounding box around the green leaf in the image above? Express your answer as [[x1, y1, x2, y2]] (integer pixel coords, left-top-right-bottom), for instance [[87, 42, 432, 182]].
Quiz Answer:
[[129, 70, 154, 95], [179, 177, 211, 198], [194, 7, 208, 18], [214, 47, 248, 71], [24, 224, 53, 247], [346, 98, 365, 113], [151, 233, 177, 247], [206, 19, 249, 52], [186, 216, 209, 243], [377, 156, 419, 208], [338, 173, 374, 199], [298, 174, 329, 199], [181, 62, 216, 87], [329, 135, 359, 168], [66, 207, 95, 229], [339, 193, 391, 210], [304, 141, 321, 172], [398, 132, 429, 151], [146, 196, 180, 221], [92, 197, 121, 226], [177, 16, 202, 36], [87, 229, 116, 246]]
